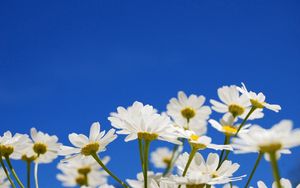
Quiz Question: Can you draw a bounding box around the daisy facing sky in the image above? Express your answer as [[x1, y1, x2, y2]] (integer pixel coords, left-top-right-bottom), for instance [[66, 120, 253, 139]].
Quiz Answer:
[[210, 85, 263, 120], [108, 101, 181, 144], [167, 91, 211, 135]]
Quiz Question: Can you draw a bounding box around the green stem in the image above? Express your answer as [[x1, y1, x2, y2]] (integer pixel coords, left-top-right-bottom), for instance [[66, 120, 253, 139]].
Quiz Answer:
[[138, 138, 144, 172], [163, 144, 179, 176], [143, 141, 151, 188], [27, 161, 31, 188], [235, 106, 256, 136], [218, 135, 230, 167], [178, 147, 197, 188], [5, 156, 25, 188], [269, 152, 282, 188], [244, 152, 263, 188], [91, 153, 128, 188], [0, 155, 16, 188]]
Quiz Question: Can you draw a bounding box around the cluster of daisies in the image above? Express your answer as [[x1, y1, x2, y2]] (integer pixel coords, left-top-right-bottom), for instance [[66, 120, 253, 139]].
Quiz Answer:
[[1, 83, 300, 188]]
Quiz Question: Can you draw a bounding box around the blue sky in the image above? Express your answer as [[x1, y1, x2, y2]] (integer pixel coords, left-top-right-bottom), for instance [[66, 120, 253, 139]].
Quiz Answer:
[[0, 0, 300, 187]]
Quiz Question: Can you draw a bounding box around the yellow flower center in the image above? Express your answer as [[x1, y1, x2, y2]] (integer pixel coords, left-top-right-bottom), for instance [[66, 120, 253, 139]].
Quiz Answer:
[[137, 132, 158, 141], [250, 99, 265, 109], [259, 143, 282, 153], [190, 134, 199, 141], [76, 175, 88, 186], [0, 145, 14, 157], [81, 142, 100, 156], [222, 125, 238, 135], [228, 104, 245, 117], [186, 184, 206, 188], [21, 154, 37, 162], [181, 107, 196, 120], [163, 157, 172, 165], [211, 172, 218, 178], [78, 166, 91, 175], [33, 143, 47, 155]]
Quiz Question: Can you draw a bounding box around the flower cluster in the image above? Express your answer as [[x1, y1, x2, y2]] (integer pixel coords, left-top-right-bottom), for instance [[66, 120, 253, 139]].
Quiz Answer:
[[0, 83, 300, 188]]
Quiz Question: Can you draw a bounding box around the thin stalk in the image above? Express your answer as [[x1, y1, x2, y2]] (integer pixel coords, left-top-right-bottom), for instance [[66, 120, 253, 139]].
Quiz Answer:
[[27, 161, 31, 188], [0, 155, 16, 188], [34, 162, 39, 188], [5, 156, 25, 188], [218, 135, 230, 167], [143, 140, 151, 188], [244, 152, 263, 188], [217, 107, 256, 169], [163, 144, 179, 176], [235, 106, 256, 136], [91, 153, 128, 188], [269, 152, 282, 188], [178, 147, 197, 188], [138, 138, 144, 172]]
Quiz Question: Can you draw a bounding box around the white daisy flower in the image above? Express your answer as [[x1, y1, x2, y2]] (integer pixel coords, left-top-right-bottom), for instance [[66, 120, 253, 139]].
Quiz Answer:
[[237, 83, 281, 112], [151, 147, 173, 169], [0, 131, 31, 159], [178, 129, 232, 151], [99, 184, 115, 188], [0, 168, 10, 188], [60, 122, 117, 161], [251, 178, 300, 188], [30, 128, 63, 163], [126, 171, 162, 188], [108, 101, 181, 144], [165, 152, 244, 186], [209, 114, 251, 136], [210, 85, 263, 120], [167, 91, 212, 135], [57, 156, 110, 187], [232, 120, 300, 156]]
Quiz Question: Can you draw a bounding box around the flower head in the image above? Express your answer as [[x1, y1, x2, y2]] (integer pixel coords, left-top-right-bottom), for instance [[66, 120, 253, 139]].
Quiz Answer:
[[210, 85, 263, 120], [178, 129, 232, 151], [60, 122, 117, 161], [57, 156, 110, 187], [209, 114, 251, 136], [151, 147, 173, 169], [0, 168, 10, 188], [30, 128, 63, 163], [237, 83, 281, 112], [232, 120, 300, 158], [126, 171, 162, 188], [108, 101, 181, 144], [0, 131, 31, 159], [167, 91, 211, 135], [164, 152, 244, 186], [251, 178, 300, 188]]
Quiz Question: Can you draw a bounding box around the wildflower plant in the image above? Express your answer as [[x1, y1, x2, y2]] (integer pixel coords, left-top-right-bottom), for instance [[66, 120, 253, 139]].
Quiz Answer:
[[0, 83, 300, 188]]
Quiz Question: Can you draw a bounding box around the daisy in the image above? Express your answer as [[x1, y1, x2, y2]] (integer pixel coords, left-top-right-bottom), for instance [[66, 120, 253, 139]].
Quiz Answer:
[[167, 91, 212, 135], [60, 123, 128, 188], [231, 120, 300, 155], [151, 147, 173, 169], [57, 156, 110, 187], [30, 128, 63, 163], [251, 178, 300, 188], [126, 171, 162, 188], [164, 152, 244, 187], [0, 168, 10, 188], [178, 129, 232, 151], [0, 131, 31, 159], [60, 122, 117, 160], [210, 85, 263, 120], [237, 83, 281, 112], [108, 101, 181, 144], [209, 114, 251, 136]]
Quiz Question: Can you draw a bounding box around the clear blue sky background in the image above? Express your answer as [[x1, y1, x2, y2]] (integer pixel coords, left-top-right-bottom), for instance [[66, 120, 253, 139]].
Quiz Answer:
[[1, 1, 300, 187]]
